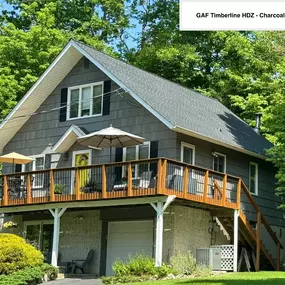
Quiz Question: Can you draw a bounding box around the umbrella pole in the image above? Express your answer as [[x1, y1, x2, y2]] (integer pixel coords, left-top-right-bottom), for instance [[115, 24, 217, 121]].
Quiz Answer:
[[109, 138, 112, 162]]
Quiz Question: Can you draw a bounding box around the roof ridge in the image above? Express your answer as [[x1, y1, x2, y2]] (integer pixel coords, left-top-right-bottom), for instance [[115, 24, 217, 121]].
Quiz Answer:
[[71, 39, 221, 104]]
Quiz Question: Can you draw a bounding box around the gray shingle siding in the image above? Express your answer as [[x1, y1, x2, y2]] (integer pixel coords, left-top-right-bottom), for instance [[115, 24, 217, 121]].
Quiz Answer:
[[3, 58, 177, 171]]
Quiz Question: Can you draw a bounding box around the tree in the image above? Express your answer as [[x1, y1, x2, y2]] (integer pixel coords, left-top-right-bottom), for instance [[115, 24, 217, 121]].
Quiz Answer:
[[0, 0, 130, 119]]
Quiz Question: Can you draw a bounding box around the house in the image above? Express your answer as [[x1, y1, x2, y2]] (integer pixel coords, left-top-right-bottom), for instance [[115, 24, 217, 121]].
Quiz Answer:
[[0, 39, 283, 276]]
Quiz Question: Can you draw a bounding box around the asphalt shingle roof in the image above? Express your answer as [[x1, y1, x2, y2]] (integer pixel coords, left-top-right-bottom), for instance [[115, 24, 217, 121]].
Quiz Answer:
[[76, 41, 272, 156]]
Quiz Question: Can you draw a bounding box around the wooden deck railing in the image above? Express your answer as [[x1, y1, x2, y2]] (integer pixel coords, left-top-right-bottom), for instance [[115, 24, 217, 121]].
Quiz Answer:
[[0, 157, 282, 270]]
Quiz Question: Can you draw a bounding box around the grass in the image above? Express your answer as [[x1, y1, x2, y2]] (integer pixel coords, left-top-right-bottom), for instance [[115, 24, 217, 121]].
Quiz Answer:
[[124, 272, 285, 285]]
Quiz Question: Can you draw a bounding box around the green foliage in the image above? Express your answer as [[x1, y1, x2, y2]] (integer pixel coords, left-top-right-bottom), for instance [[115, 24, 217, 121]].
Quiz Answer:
[[54, 184, 65, 194], [112, 254, 176, 278], [0, 266, 44, 285], [170, 251, 196, 275], [101, 275, 149, 284], [193, 264, 212, 277], [40, 263, 58, 281], [0, 234, 44, 274]]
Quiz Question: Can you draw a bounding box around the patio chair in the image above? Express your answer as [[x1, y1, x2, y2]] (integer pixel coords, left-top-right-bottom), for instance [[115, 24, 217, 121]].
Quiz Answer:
[[133, 171, 153, 189], [68, 249, 94, 274]]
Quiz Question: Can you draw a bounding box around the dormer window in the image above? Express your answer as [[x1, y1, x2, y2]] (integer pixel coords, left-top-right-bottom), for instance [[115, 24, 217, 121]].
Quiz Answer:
[[67, 82, 103, 120]]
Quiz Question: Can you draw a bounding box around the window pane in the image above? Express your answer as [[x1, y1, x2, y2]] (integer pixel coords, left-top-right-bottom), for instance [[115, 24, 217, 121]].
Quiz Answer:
[[26, 224, 41, 249], [34, 157, 44, 187], [35, 157, 44, 171], [183, 147, 193, 164], [213, 154, 225, 172], [249, 164, 257, 193], [126, 147, 136, 161], [139, 145, 149, 160], [81, 87, 91, 117], [70, 89, 79, 118], [93, 85, 103, 97], [93, 96, 102, 115]]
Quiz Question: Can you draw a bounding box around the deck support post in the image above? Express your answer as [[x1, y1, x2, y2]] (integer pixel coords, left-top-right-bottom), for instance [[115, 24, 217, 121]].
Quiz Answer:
[[233, 209, 239, 272], [49, 207, 67, 267], [151, 195, 176, 267]]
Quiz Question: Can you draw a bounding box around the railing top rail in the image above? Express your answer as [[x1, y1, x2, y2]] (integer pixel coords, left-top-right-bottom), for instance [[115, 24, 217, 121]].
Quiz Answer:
[[0, 157, 240, 180]]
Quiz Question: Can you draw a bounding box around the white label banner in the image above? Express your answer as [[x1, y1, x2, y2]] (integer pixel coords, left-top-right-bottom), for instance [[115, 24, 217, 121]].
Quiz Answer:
[[180, 0, 285, 30]]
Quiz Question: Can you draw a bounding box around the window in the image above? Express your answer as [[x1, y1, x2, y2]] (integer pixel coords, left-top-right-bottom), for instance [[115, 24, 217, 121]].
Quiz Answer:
[[213, 152, 226, 173], [67, 82, 103, 120], [181, 142, 195, 165], [249, 162, 258, 195], [123, 142, 150, 178], [23, 155, 45, 188]]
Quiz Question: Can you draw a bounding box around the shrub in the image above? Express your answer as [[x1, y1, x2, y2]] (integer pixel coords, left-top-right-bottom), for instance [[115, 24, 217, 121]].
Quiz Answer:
[[193, 264, 212, 277], [112, 254, 175, 278], [41, 263, 58, 281], [54, 184, 65, 194], [170, 250, 196, 275], [0, 266, 43, 285], [0, 234, 44, 274]]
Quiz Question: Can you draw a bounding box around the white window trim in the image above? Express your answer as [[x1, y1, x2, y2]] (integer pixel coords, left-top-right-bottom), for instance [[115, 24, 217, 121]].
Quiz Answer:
[[122, 142, 151, 178], [180, 142, 195, 165], [66, 81, 104, 121], [212, 152, 227, 173], [249, 161, 258, 195], [22, 154, 45, 189]]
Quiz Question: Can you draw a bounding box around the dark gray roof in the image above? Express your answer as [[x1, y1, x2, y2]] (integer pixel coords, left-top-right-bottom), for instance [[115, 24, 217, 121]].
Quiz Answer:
[[76, 40, 272, 156]]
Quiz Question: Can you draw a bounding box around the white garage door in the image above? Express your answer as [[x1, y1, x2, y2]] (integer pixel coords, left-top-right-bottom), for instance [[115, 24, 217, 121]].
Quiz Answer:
[[106, 220, 154, 276]]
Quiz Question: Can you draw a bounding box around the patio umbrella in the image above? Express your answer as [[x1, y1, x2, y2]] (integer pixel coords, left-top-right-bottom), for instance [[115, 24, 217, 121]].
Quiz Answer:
[[0, 152, 34, 172], [77, 125, 145, 161]]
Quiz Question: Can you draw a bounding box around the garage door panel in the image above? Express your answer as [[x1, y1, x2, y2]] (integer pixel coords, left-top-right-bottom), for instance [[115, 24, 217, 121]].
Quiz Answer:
[[106, 220, 154, 276]]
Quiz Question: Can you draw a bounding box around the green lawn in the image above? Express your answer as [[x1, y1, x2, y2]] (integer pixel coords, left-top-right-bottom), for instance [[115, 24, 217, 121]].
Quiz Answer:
[[124, 272, 285, 285]]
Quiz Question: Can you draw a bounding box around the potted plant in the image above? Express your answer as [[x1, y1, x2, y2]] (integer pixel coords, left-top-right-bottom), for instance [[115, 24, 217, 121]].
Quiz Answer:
[[54, 184, 65, 195], [3, 221, 18, 229], [80, 179, 100, 193]]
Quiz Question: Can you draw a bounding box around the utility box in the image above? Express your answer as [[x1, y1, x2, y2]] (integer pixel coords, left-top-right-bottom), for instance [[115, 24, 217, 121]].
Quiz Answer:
[[196, 245, 234, 271]]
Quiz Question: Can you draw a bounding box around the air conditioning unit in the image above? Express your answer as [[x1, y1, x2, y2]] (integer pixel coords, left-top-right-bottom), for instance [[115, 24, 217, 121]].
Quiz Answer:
[[196, 245, 234, 271]]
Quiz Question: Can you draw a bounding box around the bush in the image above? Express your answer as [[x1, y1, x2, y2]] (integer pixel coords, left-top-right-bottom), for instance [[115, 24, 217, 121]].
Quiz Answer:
[[170, 251, 212, 277], [113, 254, 175, 278], [0, 266, 43, 285], [0, 234, 44, 274], [41, 263, 58, 281], [170, 250, 196, 275]]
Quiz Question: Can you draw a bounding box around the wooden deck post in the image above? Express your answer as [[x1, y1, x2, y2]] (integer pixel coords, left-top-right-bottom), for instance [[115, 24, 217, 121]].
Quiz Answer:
[[50, 170, 55, 202], [161, 160, 167, 193], [256, 211, 261, 271], [75, 169, 81, 200], [203, 171, 209, 202], [102, 165, 107, 198], [222, 174, 227, 206], [3, 175, 8, 206], [236, 179, 241, 209], [156, 159, 162, 194], [26, 174, 32, 204], [277, 242, 281, 271], [127, 163, 133, 196], [183, 167, 189, 198]]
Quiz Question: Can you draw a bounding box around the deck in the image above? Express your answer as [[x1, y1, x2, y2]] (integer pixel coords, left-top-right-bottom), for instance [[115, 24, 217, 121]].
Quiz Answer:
[[0, 158, 282, 270]]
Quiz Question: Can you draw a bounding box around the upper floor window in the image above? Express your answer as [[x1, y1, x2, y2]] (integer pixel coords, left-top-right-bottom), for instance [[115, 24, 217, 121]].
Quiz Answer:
[[67, 82, 103, 120], [23, 155, 45, 188], [249, 162, 258, 195], [213, 152, 226, 173], [181, 142, 195, 165], [123, 142, 150, 178]]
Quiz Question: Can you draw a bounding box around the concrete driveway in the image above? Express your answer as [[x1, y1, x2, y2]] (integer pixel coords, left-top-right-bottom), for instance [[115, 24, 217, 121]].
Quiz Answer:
[[47, 278, 103, 285]]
